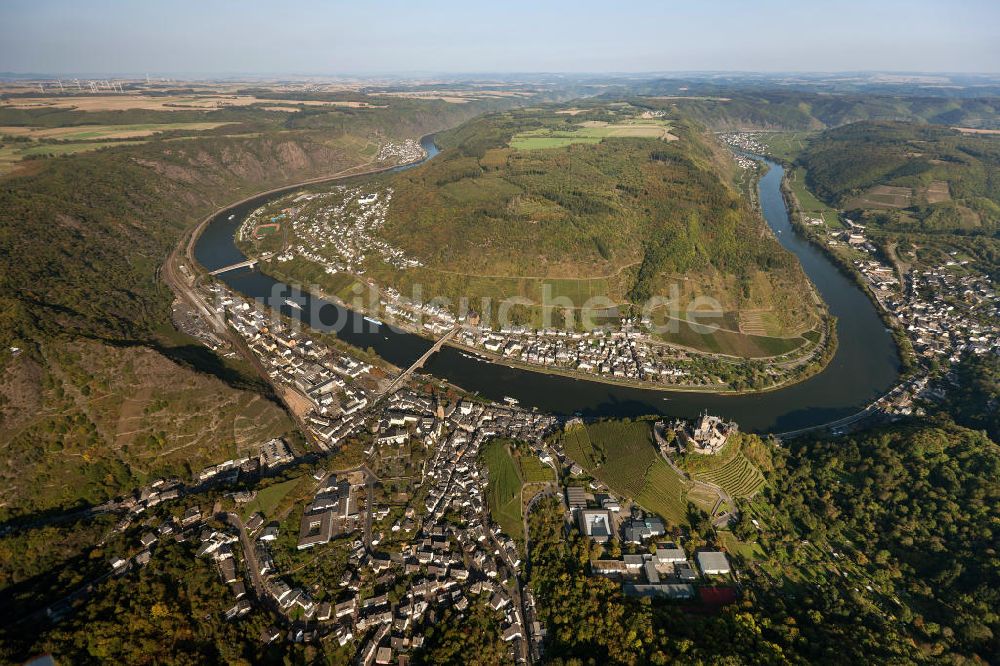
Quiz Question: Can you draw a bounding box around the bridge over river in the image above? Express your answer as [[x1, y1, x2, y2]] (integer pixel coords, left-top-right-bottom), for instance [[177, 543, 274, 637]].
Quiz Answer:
[[192, 140, 901, 434], [377, 326, 458, 399], [208, 254, 271, 275]]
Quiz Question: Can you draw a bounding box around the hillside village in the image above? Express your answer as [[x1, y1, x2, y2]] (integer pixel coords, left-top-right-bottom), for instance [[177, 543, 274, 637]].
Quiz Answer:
[[89, 399, 743, 665], [248, 186, 423, 276], [375, 139, 425, 165], [48, 270, 757, 665], [234, 177, 829, 392], [803, 204, 998, 369]]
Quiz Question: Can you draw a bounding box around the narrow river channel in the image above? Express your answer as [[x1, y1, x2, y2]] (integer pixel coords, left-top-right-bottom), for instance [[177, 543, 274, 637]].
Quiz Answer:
[[194, 137, 900, 433]]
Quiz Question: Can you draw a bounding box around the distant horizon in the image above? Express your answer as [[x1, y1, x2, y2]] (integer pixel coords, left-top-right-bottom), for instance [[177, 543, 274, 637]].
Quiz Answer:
[[3, 70, 1000, 80], [2, 0, 998, 75]]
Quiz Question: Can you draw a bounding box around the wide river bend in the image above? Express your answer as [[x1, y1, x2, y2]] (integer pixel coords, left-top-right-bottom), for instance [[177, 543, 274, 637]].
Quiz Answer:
[[194, 136, 900, 432]]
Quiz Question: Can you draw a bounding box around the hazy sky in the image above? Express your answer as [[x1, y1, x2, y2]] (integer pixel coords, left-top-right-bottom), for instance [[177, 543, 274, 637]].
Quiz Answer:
[[1, 0, 998, 75]]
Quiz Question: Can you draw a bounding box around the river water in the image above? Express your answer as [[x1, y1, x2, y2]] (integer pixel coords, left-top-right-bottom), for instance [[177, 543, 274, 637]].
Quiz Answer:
[[194, 136, 900, 432]]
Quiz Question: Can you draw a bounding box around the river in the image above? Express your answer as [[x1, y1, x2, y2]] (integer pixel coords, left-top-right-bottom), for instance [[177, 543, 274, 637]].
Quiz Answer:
[[193, 136, 900, 433]]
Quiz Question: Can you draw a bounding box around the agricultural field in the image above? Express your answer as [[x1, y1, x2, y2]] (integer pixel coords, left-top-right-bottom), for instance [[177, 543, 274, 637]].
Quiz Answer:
[[653, 312, 808, 358], [923, 180, 951, 204], [0, 140, 145, 174], [0, 94, 382, 113], [799, 120, 999, 231], [577, 420, 654, 497], [695, 456, 765, 498], [787, 166, 843, 227], [0, 122, 234, 141], [377, 89, 533, 103], [680, 434, 767, 500], [509, 119, 676, 150], [845, 184, 914, 210], [518, 454, 555, 483], [481, 440, 524, 540], [557, 420, 689, 524], [635, 458, 689, 524], [753, 131, 816, 162], [561, 425, 603, 471]]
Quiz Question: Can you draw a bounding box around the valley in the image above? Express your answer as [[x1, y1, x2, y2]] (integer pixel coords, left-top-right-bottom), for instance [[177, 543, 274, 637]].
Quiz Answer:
[[0, 68, 996, 666]]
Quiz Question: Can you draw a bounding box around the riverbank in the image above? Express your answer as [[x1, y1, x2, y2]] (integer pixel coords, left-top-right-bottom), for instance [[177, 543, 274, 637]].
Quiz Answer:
[[189, 141, 899, 432], [252, 255, 838, 397], [776, 163, 917, 375], [232, 151, 837, 395]]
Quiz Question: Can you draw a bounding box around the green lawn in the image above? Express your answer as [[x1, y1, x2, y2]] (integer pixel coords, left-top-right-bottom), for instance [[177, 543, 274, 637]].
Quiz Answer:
[[242, 478, 299, 520], [481, 440, 524, 540]]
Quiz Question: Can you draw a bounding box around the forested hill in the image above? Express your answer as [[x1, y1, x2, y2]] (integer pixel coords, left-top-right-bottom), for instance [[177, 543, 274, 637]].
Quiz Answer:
[[0, 96, 525, 518], [521, 413, 999, 664], [630, 91, 1000, 131], [376, 103, 817, 329], [767, 418, 1000, 661], [796, 121, 1000, 231], [0, 99, 524, 353]]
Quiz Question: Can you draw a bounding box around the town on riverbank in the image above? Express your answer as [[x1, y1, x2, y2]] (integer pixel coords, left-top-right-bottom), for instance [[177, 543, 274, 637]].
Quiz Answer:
[[721, 132, 998, 419], [230, 177, 835, 395]]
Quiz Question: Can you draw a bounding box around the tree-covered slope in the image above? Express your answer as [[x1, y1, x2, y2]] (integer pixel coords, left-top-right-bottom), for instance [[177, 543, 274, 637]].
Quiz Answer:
[[634, 91, 1000, 132], [797, 121, 1000, 230], [766, 419, 1000, 661], [0, 96, 523, 518], [376, 105, 817, 332]]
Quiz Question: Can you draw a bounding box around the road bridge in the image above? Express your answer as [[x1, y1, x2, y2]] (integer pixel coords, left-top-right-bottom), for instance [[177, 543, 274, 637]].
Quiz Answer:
[[209, 258, 258, 275], [378, 326, 458, 398]]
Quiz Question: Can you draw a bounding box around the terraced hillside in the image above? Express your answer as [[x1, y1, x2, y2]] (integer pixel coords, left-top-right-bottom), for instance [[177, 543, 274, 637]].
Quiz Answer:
[[0, 339, 293, 518], [556, 420, 769, 525], [681, 433, 769, 500]]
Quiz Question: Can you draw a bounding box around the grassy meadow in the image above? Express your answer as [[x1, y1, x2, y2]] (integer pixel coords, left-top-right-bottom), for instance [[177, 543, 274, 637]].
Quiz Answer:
[[481, 440, 525, 539]]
